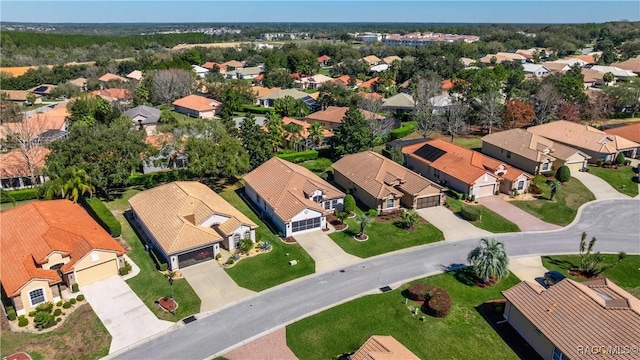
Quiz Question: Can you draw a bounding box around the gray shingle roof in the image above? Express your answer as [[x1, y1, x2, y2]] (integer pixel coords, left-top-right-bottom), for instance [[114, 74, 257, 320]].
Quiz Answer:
[[124, 105, 161, 125]]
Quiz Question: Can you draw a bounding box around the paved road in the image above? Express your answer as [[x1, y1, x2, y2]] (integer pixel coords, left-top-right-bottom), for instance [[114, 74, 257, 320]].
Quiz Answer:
[[110, 199, 640, 360]]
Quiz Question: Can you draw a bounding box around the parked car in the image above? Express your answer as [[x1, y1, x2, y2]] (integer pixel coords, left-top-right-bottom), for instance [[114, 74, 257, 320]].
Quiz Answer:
[[543, 270, 566, 286]]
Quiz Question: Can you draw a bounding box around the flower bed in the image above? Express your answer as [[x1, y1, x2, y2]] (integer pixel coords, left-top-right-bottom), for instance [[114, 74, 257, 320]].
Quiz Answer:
[[157, 297, 178, 313]]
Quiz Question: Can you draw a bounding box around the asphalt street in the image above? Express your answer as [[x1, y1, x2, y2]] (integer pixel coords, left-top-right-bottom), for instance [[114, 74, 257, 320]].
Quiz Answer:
[[110, 199, 640, 360]]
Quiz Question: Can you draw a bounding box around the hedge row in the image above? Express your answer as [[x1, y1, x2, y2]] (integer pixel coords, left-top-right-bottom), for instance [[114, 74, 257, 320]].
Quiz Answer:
[[0, 188, 39, 203], [129, 170, 191, 188], [242, 105, 276, 115], [80, 197, 122, 237], [276, 150, 319, 163], [389, 121, 417, 140], [460, 205, 480, 221]]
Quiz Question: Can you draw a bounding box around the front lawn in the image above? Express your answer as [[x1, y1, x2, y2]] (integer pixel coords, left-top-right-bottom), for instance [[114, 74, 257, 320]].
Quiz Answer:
[[445, 197, 520, 233], [510, 178, 595, 226], [451, 136, 482, 150], [105, 191, 201, 321], [329, 209, 444, 258], [287, 269, 522, 360], [220, 187, 315, 291], [299, 158, 333, 177], [542, 254, 640, 298], [1, 304, 111, 360], [588, 165, 638, 197]]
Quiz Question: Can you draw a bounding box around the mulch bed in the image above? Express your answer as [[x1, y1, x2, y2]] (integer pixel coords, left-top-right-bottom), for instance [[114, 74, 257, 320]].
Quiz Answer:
[[157, 297, 177, 312], [326, 215, 347, 230], [375, 212, 402, 223], [6, 353, 31, 360], [282, 236, 297, 243], [474, 276, 500, 288], [354, 234, 369, 241], [568, 268, 604, 280]]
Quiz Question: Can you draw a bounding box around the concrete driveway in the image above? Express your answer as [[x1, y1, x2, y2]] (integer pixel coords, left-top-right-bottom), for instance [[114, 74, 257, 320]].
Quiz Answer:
[[572, 171, 630, 200], [477, 196, 561, 232], [294, 230, 361, 273], [181, 261, 255, 313], [81, 276, 174, 354], [416, 206, 491, 240], [508, 256, 548, 287]]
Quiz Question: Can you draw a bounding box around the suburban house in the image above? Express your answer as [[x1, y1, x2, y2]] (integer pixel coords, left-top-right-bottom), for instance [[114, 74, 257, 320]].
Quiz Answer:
[[91, 88, 132, 103], [549, 57, 587, 67], [479, 52, 526, 64], [126, 70, 143, 81], [252, 86, 282, 101], [305, 106, 385, 131], [172, 94, 222, 119], [234, 66, 263, 79], [362, 55, 382, 65], [27, 84, 57, 98], [582, 69, 607, 88], [202, 62, 227, 72], [67, 77, 88, 90], [0, 146, 50, 190], [589, 65, 638, 79], [403, 139, 531, 198], [542, 62, 571, 73], [381, 93, 415, 113], [98, 73, 128, 83], [522, 63, 550, 77], [141, 133, 188, 174], [350, 336, 420, 360], [527, 120, 639, 162], [244, 157, 345, 237], [605, 123, 640, 154], [0, 101, 70, 147], [256, 88, 319, 111], [333, 151, 445, 213], [222, 60, 245, 71], [317, 55, 331, 65], [502, 278, 640, 360], [129, 181, 258, 270], [294, 74, 333, 90], [482, 128, 591, 174], [124, 105, 162, 132], [279, 117, 333, 149], [191, 65, 209, 79], [0, 200, 126, 316], [382, 55, 402, 65], [332, 75, 363, 89], [611, 55, 640, 74], [1, 90, 42, 104]]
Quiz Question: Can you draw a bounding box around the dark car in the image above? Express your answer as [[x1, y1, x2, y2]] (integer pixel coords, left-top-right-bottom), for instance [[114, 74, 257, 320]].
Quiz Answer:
[[543, 270, 566, 286]]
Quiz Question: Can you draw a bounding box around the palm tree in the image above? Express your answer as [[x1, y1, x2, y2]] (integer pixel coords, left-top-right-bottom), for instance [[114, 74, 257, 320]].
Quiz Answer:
[[337, 211, 348, 225], [355, 213, 373, 238], [38, 177, 65, 200], [467, 238, 509, 285], [308, 122, 325, 148], [547, 180, 561, 201], [62, 167, 94, 203], [401, 210, 419, 229]]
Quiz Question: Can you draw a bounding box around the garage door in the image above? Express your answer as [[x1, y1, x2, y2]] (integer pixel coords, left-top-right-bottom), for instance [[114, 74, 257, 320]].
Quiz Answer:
[[565, 161, 584, 173], [416, 195, 440, 208], [475, 184, 495, 198], [291, 217, 321, 233], [178, 246, 215, 268], [76, 260, 118, 286]]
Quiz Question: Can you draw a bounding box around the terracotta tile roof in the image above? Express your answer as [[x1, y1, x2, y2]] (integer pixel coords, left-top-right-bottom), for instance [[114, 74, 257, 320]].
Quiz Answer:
[[1, 102, 69, 141], [278, 117, 333, 139], [129, 182, 257, 255], [441, 79, 453, 90], [1, 90, 41, 102], [611, 56, 640, 73], [362, 55, 382, 64], [382, 55, 402, 65], [528, 120, 640, 155], [91, 88, 132, 101], [172, 94, 222, 112], [243, 157, 345, 222], [582, 68, 604, 83], [576, 54, 597, 64], [360, 92, 384, 101], [503, 279, 640, 360], [144, 133, 175, 150], [253, 86, 282, 98], [306, 106, 384, 124], [350, 335, 420, 360], [0, 200, 126, 297], [317, 55, 331, 63], [333, 151, 443, 201], [542, 62, 570, 72], [223, 60, 244, 68], [0, 146, 50, 178], [98, 73, 128, 82], [605, 123, 640, 143], [202, 62, 226, 71], [332, 75, 363, 86], [254, 74, 264, 81]]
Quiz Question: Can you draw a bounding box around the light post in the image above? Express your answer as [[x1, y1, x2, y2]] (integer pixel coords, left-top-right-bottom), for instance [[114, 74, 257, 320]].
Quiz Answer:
[[168, 277, 174, 299]]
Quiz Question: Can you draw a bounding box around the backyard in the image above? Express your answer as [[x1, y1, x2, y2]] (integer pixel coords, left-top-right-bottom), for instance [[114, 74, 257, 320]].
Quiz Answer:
[[510, 178, 595, 226], [588, 165, 639, 197], [328, 206, 444, 258], [287, 269, 522, 360], [445, 197, 520, 233], [105, 188, 202, 321], [220, 186, 315, 291]]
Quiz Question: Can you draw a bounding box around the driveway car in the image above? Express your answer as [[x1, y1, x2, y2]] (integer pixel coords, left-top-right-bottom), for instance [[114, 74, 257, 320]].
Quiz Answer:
[[543, 270, 566, 286]]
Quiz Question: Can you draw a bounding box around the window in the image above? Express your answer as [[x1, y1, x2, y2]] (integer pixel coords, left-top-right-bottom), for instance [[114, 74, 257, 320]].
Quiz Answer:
[[243, 231, 251, 239], [233, 233, 241, 249], [91, 253, 99, 262], [256, 196, 262, 205], [312, 195, 323, 203], [541, 162, 549, 171], [506, 151, 511, 159], [386, 198, 394, 209], [434, 169, 440, 179], [552, 347, 569, 360], [332, 199, 338, 208], [517, 180, 525, 191], [29, 289, 45, 307], [324, 201, 331, 210]]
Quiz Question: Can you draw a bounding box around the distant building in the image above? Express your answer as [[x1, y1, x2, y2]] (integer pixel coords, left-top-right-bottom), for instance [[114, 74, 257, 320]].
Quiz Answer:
[[383, 32, 479, 46]]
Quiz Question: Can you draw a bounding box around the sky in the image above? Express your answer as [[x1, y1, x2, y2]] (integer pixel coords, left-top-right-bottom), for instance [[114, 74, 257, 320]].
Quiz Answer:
[[1, 1, 639, 24]]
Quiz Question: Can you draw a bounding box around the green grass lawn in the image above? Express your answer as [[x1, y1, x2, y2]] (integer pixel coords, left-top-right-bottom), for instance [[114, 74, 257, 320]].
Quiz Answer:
[[588, 165, 639, 197], [510, 178, 595, 226], [104, 190, 201, 321], [328, 208, 444, 258], [445, 197, 520, 233], [542, 254, 640, 298], [451, 136, 483, 150], [220, 187, 315, 291], [171, 110, 203, 128], [299, 158, 333, 177], [287, 269, 522, 360]]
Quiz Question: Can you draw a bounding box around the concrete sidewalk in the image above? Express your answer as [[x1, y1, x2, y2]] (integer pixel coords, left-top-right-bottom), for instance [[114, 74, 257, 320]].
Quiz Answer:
[[81, 276, 174, 354], [477, 196, 561, 232], [416, 206, 491, 240], [572, 171, 630, 200], [508, 256, 547, 287], [181, 261, 255, 313], [294, 230, 360, 273]]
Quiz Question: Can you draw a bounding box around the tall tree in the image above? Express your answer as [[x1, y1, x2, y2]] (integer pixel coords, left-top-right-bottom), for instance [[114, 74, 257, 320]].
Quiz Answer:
[[308, 122, 325, 148], [264, 112, 285, 153], [412, 79, 441, 138], [263, 70, 294, 89], [440, 101, 469, 142], [274, 96, 309, 118], [467, 238, 509, 285], [532, 82, 560, 125], [287, 49, 318, 76], [477, 90, 504, 134], [239, 114, 272, 169], [149, 69, 194, 105], [359, 96, 384, 137], [1, 113, 51, 185], [332, 106, 373, 156], [503, 99, 535, 129]]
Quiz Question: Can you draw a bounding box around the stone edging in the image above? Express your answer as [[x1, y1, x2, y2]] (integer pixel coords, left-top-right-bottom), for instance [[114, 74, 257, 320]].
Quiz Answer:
[[353, 234, 369, 242]]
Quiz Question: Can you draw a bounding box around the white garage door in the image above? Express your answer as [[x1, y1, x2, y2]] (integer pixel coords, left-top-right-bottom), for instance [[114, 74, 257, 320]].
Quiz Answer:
[[75, 260, 118, 287], [474, 184, 496, 198], [565, 161, 584, 173]]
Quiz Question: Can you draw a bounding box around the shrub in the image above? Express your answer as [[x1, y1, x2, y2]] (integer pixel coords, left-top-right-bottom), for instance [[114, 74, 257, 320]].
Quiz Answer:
[[389, 121, 417, 140], [225, 258, 235, 265], [80, 197, 121, 237], [53, 308, 62, 316], [63, 302, 71, 309], [119, 266, 130, 276], [242, 105, 276, 115], [35, 301, 54, 314], [615, 153, 626, 165], [0, 188, 38, 203], [447, 189, 463, 200], [343, 195, 356, 214], [460, 205, 480, 221], [77, 294, 85, 302], [215, 253, 222, 260], [470, 194, 476, 202], [529, 184, 543, 195], [56, 301, 63, 307], [231, 253, 240, 261], [276, 150, 319, 163], [532, 174, 547, 186], [34, 311, 56, 328], [259, 241, 272, 251], [624, 160, 631, 166], [71, 283, 79, 293], [28, 311, 37, 317], [425, 287, 452, 318], [56, 317, 62, 322], [6, 306, 16, 321], [240, 238, 254, 253], [555, 165, 571, 183], [159, 263, 168, 272], [407, 283, 436, 301], [18, 316, 28, 327], [70, 298, 77, 305], [596, 159, 603, 167], [367, 209, 378, 217]]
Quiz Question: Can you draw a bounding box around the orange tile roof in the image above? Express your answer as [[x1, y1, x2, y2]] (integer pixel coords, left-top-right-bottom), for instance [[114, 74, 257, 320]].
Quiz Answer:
[[172, 94, 222, 112], [575, 54, 596, 64], [91, 88, 132, 101], [0, 102, 69, 141], [332, 75, 363, 86], [441, 79, 453, 90], [202, 62, 226, 71], [223, 60, 245, 68], [254, 74, 264, 81], [605, 123, 640, 143], [350, 335, 420, 360], [317, 55, 331, 63], [98, 73, 128, 82], [253, 86, 282, 98], [0, 147, 50, 178], [306, 106, 384, 124], [503, 279, 640, 360], [0, 200, 126, 297], [265, 117, 333, 140], [243, 157, 345, 222]]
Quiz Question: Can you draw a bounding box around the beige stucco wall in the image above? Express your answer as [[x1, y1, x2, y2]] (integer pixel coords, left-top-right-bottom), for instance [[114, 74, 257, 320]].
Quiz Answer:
[[505, 301, 555, 359], [42, 252, 70, 270], [482, 143, 543, 174], [334, 170, 400, 212], [15, 279, 59, 316]]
